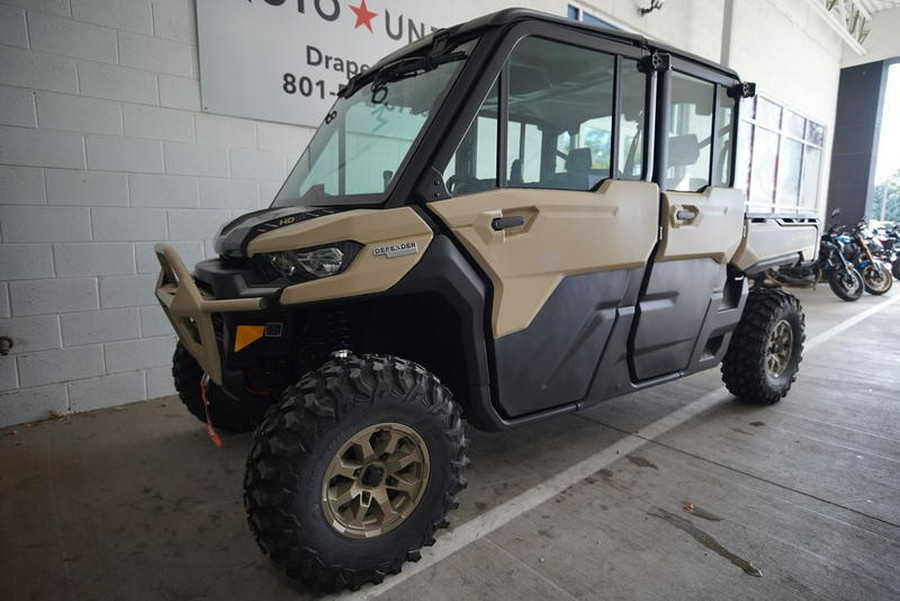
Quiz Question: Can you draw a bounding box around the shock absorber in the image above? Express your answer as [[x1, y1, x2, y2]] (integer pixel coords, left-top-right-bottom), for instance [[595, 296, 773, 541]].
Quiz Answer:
[[327, 308, 352, 358]]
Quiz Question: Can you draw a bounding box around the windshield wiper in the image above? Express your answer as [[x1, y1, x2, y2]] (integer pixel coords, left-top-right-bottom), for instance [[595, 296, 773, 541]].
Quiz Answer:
[[341, 32, 467, 99], [368, 51, 467, 104]]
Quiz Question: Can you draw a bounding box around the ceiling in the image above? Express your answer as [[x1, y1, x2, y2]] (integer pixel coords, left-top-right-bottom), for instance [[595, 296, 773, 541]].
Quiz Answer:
[[806, 0, 900, 54], [857, 0, 900, 15]]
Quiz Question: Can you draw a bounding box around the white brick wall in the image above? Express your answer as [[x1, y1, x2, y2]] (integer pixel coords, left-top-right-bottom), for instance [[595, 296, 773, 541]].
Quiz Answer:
[[0, 5, 27, 48], [0, 0, 317, 426], [0, 86, 36, 127], [46, 169, 129, 206], [37, 92, 123, 135], [0, 165, 45, 204], [0, 244, 55, 279], [61, 308, 140, 345], [54, 242, 135, 276], [29, 11, 118, 63], [0, 283, 10, 318]]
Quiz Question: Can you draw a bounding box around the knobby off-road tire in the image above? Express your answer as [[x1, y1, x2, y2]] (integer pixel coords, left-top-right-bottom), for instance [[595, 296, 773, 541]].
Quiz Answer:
[[861, 264, 893, 295], [243, 354, 468, 592], [722, 288, 805, 405], [827, 267, 864, 302], [172, 342, 268, 432]]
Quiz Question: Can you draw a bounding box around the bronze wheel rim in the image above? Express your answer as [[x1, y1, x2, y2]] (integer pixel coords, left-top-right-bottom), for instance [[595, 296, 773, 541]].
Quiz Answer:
[[766, 319, 793, 378], [321, 422, 430, 539]]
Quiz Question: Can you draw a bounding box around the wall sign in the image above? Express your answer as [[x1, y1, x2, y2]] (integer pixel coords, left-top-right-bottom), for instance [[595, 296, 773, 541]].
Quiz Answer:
[[196, 0, 479, 127]]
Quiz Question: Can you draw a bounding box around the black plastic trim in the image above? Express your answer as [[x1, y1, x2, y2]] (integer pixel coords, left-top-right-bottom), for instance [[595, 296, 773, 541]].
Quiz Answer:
[[380, 235, 498, 431], [493, 269, 642, 419], [741, 252, 804, 276]]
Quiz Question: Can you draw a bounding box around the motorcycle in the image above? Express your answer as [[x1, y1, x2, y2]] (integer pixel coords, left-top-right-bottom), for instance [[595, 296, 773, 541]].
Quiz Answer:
[[872, 223, 899, 280], [842, 220, 893, 295], [766, 219, 864, 302]]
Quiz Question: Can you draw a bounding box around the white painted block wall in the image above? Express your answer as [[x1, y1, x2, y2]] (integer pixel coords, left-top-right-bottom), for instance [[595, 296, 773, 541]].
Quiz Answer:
[[0, 0, 313, 426]]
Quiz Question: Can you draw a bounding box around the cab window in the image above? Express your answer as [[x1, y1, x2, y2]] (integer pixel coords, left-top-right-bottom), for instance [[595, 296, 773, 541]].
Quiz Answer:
[[442, 80, 499, 195], [664, 72, 737, 191], [444, 36, 645, 196], [666, 72, 715, 192], [506, 37, 615, 191]]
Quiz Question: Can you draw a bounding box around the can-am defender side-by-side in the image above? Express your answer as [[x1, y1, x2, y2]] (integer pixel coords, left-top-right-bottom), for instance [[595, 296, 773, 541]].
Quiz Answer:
[[154, 9, 819, 592]]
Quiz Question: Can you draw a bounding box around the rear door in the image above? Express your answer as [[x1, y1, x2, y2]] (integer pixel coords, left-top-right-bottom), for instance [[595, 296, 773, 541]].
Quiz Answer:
[[630, 65, 745, 380]]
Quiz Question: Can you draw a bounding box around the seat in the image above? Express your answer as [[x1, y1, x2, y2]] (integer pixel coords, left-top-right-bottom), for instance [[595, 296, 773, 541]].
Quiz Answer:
[[565, 147, 593, 177], [548, 147, 595, 190], [509, 158, 524, 186]]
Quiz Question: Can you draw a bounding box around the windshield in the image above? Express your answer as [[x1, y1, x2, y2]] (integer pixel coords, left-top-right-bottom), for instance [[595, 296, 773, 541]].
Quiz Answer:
[[273, 41, 475, 208]]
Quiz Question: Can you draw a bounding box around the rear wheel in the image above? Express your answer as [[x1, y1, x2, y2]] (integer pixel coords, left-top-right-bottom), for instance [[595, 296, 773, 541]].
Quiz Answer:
[[722, 288, 805, 405], [243, 354, 468, 592], [827, 267, 864, 301], [862, 264, 893, 295], [172, 342, 268, 432]]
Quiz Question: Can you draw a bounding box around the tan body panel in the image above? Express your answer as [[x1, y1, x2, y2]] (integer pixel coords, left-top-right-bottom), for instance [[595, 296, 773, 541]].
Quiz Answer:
[[657, 187, 745, 262], [247, 208, 433, 305], [732, 218, 820, 272], [154, 243, 263, 384], [430, 180, 659, 338]]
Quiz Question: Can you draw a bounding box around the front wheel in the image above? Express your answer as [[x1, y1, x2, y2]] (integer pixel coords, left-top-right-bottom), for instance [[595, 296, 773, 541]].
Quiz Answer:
[[722, 288, 805, 405], [862, 264, 893, 295], [243, 354, 468, 592], [827, 267, 864, 301], [172, 342, 268, 432]]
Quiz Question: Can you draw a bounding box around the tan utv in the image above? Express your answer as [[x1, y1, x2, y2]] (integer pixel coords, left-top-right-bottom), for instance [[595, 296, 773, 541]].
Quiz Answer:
[[154, 8, 820, 592]]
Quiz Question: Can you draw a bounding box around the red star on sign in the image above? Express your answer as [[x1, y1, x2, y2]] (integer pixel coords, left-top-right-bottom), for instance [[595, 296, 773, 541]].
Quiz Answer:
[[350, 0, 378, 32]]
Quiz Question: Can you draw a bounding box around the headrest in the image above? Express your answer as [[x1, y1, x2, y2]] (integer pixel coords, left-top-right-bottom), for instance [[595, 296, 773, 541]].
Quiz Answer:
[[668, 134, 700, 167], [566, 147, 592, 174]]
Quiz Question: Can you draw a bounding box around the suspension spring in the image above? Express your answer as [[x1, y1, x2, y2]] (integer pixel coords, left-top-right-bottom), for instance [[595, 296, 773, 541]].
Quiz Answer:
[[327, 308, 352, 353]]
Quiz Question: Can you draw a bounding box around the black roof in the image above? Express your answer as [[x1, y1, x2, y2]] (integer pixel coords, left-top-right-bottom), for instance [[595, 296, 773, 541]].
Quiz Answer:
[[366, 8, 741, 82]]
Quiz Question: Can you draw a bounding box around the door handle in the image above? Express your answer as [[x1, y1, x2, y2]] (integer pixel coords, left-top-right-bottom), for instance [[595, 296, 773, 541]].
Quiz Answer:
[[675, 209, 697, 221], [491, 216, 525, 231]]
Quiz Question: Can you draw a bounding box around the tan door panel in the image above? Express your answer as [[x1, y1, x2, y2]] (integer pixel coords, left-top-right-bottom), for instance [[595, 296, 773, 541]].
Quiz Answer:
[[430, 180, 659, 338], [657, 187, 745, 262]]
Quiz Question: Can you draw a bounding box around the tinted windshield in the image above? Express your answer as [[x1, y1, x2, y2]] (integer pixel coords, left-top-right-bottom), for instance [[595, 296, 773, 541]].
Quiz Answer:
[[273, 41, 475, 208]]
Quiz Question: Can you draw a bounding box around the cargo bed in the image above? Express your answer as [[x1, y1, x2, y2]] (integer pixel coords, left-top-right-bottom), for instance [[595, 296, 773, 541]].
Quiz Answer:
[[732, 214, 820, 275]]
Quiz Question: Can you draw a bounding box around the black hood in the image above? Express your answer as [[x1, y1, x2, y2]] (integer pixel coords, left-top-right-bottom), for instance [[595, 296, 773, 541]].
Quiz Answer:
[[213, 206, 340, 258]]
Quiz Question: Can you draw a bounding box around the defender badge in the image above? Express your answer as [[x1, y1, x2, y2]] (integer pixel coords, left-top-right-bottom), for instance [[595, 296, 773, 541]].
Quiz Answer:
[[373, 241, 419, 258]]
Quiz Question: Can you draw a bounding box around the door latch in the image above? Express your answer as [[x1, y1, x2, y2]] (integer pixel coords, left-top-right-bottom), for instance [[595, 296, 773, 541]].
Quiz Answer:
[[491, 215, 526, 231]]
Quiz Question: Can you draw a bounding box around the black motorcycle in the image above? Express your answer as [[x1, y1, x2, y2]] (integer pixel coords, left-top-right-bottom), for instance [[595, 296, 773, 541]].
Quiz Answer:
[[872, 223, 899, 280], [841, 220, 893, 295], [767, 220, 864, 301]]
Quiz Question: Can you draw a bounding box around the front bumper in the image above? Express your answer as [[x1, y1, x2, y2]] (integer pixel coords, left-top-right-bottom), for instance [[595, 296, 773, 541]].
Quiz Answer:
[[154, 243, 265, 384]]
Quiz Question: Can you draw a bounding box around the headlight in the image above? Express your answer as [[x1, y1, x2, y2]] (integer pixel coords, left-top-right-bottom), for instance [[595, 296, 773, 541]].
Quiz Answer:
[[261, 241, 362, 281]]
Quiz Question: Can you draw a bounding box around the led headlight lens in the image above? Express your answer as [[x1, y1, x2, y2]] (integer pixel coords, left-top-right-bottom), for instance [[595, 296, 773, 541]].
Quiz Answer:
[[268, 252, 298, 277], [263, 241, 362, 281], [295, 247, 343, 277]]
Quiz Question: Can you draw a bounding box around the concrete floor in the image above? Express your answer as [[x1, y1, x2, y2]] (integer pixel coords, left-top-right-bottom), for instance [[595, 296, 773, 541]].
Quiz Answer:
[[2, 286, 899, 601]]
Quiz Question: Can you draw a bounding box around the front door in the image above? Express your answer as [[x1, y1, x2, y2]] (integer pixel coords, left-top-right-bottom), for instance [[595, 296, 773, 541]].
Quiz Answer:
[[429, 32, 657, 418]]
